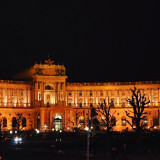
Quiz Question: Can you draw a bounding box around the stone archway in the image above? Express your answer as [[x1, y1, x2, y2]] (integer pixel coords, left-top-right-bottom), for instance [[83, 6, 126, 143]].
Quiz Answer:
[[54, 113, 62, 131]]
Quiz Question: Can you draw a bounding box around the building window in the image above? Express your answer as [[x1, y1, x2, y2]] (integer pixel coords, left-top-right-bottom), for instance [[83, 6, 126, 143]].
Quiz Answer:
[[12, 117, 17, 128], [121, 117, 126, 126], [142, 118, 148, 127], [22, 117, 26, 127], [79, 103, 82, 107], [38, 83, 40, 89], [111, 98, 115, 107], [79, 116, 84, 125], [69, 103, 72, 106], [3, 117, 7, 127], [90, 103, 93, 107], [54, 113, 62, 131], [68, 92, 72, 96], [90, 92, 93, 97], [47, 102, 50, 107], [45, 85, 53, 90], [132, 119, 136, 126], [121, 102, 125, 107], [111, 116, 116, 126], [79, 92, 82, 97], [153, 118, 159, 126], [100, 91, 103, 97]]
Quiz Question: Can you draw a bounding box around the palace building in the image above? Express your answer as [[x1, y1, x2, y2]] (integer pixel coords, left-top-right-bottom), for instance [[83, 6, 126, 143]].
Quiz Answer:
[[0, 58, 160, 132]]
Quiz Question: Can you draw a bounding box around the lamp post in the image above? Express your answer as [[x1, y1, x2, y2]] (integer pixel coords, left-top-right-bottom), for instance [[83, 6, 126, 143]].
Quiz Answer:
[[44, 124, 47, 132], [87, 111, 90, 160], [0, 113, 2, 134]]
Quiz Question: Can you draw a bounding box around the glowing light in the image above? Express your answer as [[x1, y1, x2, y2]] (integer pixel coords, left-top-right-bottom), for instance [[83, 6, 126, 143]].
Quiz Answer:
[[15, 131, 17, 134], [67, 127, 69, 130], [10, 131, 13, 134], [14, 136, 22, 143], [154, 126, 157, 129], [84, 126, 89, 131], [52, 128, 55, 131], [36, 129, 40, 134], [59, 130, 62, 133], [44, 124, 48, 130]]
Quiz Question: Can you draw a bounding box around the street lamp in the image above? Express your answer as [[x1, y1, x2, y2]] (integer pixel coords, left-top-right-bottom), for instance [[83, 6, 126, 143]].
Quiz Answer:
[[44, 124, 47, 132]]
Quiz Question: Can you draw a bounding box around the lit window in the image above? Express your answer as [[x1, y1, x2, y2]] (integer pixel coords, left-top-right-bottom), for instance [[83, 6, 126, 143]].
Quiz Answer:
[[142, 119, 148, 127], [121, 117, 126, 126], [79, 103, 82, 107], [100, 91, 103, 97], [153, 118, 159, 126]]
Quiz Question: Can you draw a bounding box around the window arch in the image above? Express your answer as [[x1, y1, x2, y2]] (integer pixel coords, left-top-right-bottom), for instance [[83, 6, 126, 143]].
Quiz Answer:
[[79, 116, 84, 125], [3, 117, 7, 127], [54, 113, 62, 131], [79, 99, 83, 107], [45, 85, 53, 90], [89, 99, 94, 107], [22, 117, 27, 127], [111, 116, 116, 126]]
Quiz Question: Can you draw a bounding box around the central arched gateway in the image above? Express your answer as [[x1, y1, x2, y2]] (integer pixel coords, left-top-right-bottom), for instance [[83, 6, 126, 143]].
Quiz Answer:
[[54, 113, 62, 131]]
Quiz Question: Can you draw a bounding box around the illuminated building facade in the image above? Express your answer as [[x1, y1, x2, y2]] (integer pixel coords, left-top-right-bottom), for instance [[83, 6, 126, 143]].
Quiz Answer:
[[0, 59, 160, 132]]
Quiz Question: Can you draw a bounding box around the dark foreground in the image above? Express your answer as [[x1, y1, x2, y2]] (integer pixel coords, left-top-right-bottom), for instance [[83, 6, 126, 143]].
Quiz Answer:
[[1, 131, 160, 160]]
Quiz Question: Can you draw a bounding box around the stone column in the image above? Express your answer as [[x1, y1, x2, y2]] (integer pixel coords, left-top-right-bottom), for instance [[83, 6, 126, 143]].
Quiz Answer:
[[58, 82, 60, 102], [151, 89, 154, 106], [66, 91, 68, 106], [41, 82, 44, 107], [7, 88, 9, 107], [77, 90, 79, 107], [35, 82, 38, 107], [98, 90, 100, 104], [20, 90, 22, 107], [87, 91, 89, 107], [119, 90, 121, 107], [50, 110, 53, 128], [40, 110, 45, 132], [16, 89, 19, 107], [83, 91, 86, 107], [115, 90, 117, 107], [63, 82, 66, 102], [158, 89, 160, 106], [26, 89, 28, 107], [93, 90, 96, 106], [1, 89, 3, 107], [73, 91, 75, 106], [10, 89, 13, 107]]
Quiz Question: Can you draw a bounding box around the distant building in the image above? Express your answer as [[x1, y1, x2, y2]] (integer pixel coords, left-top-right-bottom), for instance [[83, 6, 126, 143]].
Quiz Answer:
[[0, 58, 160, 132]]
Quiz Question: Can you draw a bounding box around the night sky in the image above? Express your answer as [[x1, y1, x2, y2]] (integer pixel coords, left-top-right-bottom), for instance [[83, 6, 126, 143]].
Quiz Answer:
[[0, 1, 159, 82]]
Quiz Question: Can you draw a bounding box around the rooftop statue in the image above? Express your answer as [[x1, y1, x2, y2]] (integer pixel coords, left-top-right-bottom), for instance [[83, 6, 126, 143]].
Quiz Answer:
[[44, 57, 55, 65]]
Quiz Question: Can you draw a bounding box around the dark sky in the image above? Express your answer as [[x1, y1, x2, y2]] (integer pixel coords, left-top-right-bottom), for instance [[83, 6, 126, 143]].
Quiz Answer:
[[0, 1, 159, 82]]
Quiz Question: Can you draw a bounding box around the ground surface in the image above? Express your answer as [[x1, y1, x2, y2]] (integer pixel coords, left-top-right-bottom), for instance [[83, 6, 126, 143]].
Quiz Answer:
[[1, 132, 160, 160]]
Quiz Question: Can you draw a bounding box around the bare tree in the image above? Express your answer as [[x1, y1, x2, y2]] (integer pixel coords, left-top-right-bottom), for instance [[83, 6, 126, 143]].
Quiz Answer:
[[0, 114, 2, 133], [69, 109, 80, 131], [15, 113, 23, 134], [97, 99, 116, 132], [125, 87, 150, 132]]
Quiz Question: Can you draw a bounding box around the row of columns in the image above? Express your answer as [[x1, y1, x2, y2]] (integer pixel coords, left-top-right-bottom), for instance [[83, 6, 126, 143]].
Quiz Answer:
[[66, 89, 160, 107], [35, 82, 66, 107], [0, 89, 31, 107]]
